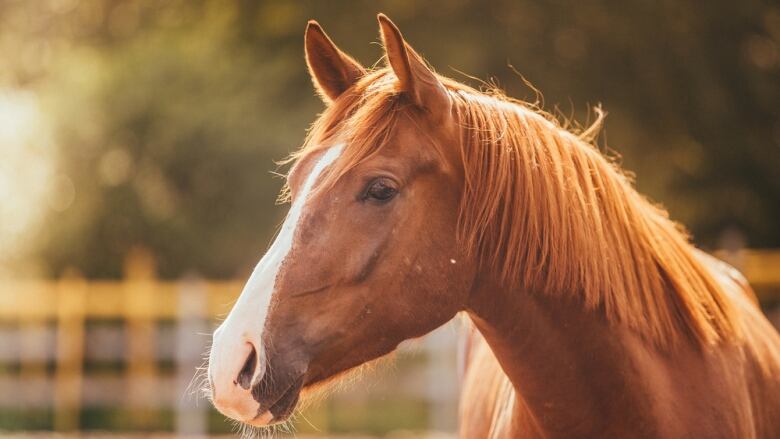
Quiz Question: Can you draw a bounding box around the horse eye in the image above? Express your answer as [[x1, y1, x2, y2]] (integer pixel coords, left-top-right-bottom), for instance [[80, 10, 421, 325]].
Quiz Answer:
[[364, 178, 398, 202]]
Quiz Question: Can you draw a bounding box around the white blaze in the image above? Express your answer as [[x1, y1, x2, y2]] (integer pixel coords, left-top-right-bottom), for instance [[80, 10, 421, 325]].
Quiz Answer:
[[209, 144, 344, 398]]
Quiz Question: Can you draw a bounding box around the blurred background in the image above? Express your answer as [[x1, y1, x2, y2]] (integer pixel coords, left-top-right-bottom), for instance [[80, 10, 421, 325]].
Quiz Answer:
[[0, 0, 778, 437]]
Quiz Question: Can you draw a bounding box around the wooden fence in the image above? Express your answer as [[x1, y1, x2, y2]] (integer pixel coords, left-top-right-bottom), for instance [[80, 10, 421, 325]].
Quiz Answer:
[[0, 249, 244, 433], [0, 248, 778, 434]]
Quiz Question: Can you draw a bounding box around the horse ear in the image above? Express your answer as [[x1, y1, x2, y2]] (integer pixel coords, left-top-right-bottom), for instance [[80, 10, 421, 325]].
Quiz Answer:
[[377, 14, 450, 114], [305, 20, 366, 103]]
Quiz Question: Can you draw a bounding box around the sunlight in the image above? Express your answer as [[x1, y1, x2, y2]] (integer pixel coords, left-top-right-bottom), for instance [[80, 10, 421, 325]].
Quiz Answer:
[[0, 89, 57, 269]]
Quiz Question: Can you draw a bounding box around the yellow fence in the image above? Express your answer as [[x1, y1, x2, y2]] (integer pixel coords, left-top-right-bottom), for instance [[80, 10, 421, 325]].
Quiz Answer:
[[0, 250, 246, 433], [0, 249, 778, 433], [716, 250, 780, 292]]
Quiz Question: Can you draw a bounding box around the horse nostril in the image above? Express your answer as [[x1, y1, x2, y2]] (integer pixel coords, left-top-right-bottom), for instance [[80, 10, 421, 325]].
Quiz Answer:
[[236, 343, 257, 390]]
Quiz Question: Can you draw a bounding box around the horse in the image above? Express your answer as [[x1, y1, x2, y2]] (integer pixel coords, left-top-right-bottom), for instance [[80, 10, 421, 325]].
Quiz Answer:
[[206, 14, 780, 438]]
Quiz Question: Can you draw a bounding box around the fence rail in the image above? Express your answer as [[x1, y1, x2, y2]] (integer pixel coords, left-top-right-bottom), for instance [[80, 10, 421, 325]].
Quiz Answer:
[[0, 249, 778, 433]]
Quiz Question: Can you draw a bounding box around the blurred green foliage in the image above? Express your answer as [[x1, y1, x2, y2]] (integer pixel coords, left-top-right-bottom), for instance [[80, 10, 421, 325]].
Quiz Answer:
[[1, 0, 778, 279]]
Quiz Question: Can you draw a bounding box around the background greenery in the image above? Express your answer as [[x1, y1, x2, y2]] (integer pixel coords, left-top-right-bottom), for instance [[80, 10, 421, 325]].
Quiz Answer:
[[1, 0, 778, 277]]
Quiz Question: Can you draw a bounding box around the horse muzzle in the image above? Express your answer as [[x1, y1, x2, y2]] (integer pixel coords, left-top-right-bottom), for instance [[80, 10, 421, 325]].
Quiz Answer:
[[208, 323, 273, 425], [208, 323, 309, 426]]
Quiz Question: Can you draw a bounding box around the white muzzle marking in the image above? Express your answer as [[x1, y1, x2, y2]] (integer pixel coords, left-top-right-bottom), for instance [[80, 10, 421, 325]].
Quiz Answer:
[[207, 144, 344, 422]]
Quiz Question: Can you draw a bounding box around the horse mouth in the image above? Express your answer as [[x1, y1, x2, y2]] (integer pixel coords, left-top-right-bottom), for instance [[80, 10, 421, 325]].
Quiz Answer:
[[250, 374, 304, 425]]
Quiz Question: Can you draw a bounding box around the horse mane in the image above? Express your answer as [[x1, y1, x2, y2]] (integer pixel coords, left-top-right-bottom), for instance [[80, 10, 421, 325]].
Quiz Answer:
[[288, 68, 739, 348]]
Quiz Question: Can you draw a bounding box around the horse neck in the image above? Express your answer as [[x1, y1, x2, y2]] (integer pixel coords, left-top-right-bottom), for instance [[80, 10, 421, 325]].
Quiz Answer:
[[466, 280, 663, 436]]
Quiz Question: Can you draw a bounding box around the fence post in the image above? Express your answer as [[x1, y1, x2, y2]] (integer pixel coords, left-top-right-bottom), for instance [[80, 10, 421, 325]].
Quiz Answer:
[[54, 269, 86, 431], [124, 247, 158, 427], [425, 321, 460, 434], [176, 273, 209, 437], [18, 282, 51, 415]]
